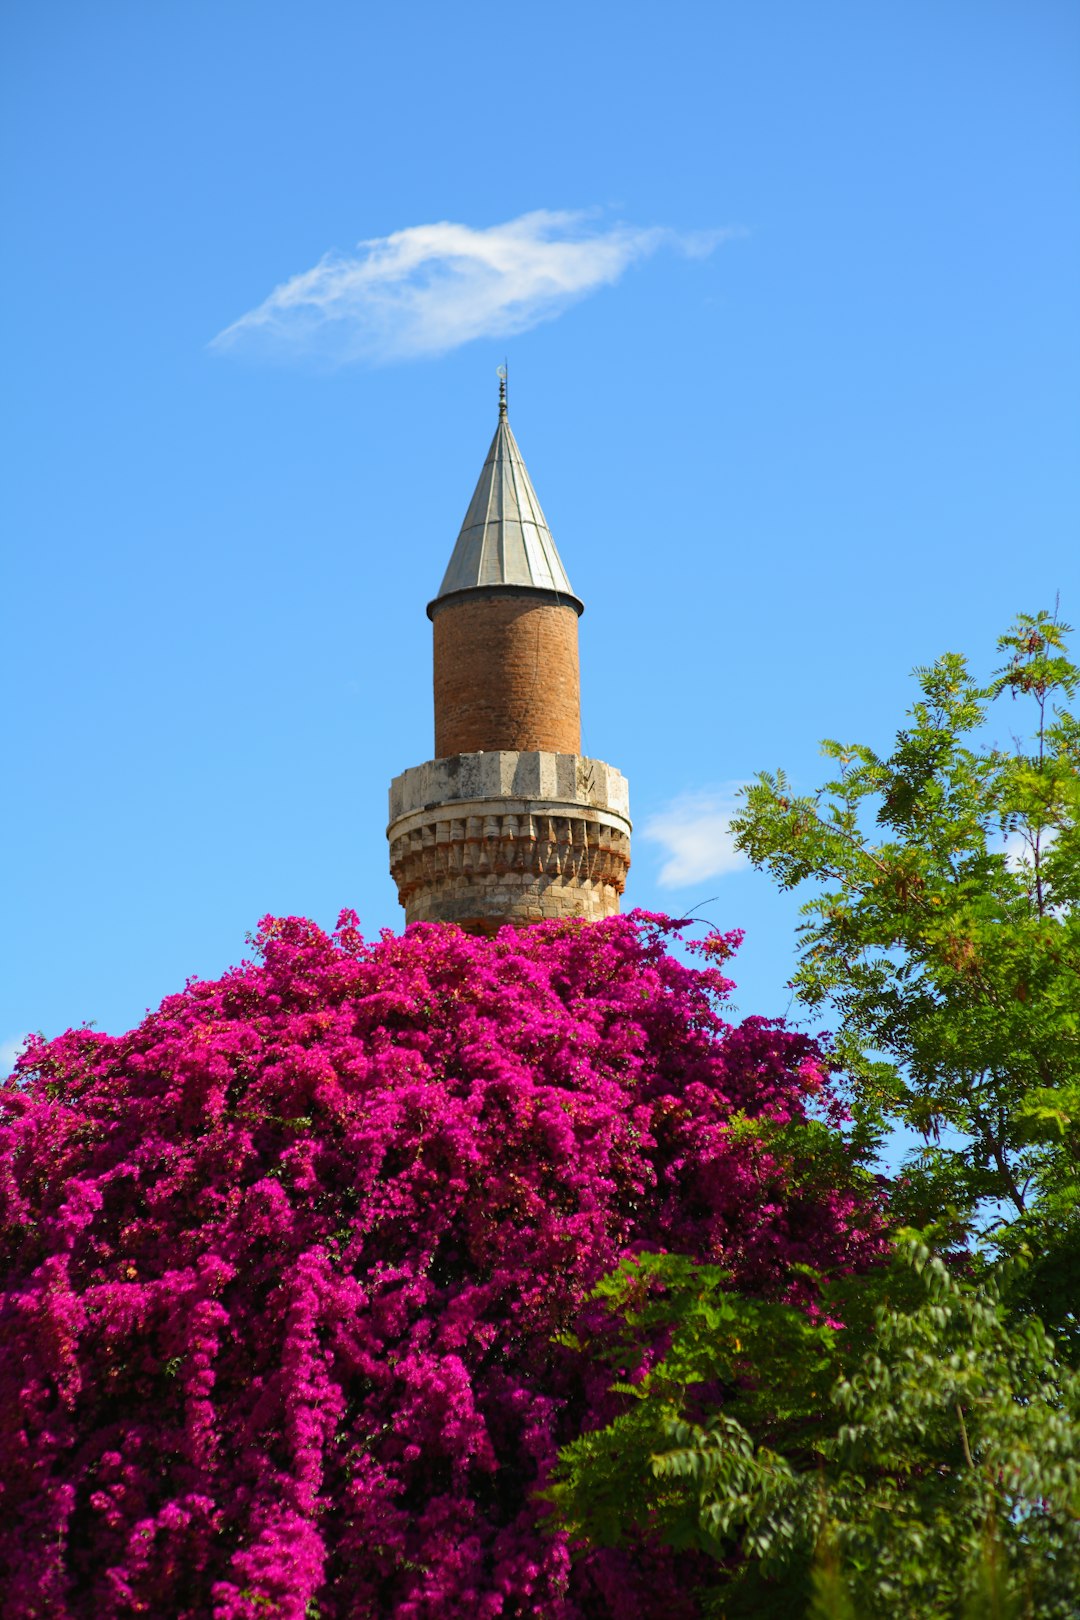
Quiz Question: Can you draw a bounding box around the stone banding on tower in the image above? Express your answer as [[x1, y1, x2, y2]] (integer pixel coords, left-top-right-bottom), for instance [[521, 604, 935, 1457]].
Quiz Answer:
[[388, 382, 630, 932]]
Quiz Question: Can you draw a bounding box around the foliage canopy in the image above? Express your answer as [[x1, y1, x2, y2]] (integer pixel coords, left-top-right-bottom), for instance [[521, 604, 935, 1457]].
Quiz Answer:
[[549, 1238, 1080, 1618], [551, 611, 1080, 1615], [731, 608, 1080, 1336], [0, 911, 882, 1619]]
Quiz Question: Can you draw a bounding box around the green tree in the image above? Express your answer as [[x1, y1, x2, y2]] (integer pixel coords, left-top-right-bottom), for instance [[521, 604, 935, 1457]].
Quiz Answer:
[[731, 609, 1079, 1339], [549, 612, 1080, 1614], [548, 1240, 1080, 1619]]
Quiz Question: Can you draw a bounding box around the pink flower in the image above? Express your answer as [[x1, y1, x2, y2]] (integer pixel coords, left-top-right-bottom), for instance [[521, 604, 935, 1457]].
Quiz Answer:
[[0, 911, 884, 1617]]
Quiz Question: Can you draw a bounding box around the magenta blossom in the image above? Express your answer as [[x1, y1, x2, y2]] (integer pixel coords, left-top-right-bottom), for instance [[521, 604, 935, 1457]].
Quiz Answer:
[[1, 911, 884, 1617]]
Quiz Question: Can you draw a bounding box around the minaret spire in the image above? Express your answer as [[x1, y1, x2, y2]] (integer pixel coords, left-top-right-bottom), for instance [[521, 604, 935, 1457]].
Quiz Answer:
[[428, 386, 582, 617]]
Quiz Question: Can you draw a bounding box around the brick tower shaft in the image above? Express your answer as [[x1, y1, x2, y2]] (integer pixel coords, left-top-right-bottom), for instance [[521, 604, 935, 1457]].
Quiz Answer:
[[432, 592, 581, 757]]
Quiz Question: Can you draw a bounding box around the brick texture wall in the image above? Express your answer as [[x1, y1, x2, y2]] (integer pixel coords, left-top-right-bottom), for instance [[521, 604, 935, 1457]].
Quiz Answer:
[[432, 595, 581, 757]]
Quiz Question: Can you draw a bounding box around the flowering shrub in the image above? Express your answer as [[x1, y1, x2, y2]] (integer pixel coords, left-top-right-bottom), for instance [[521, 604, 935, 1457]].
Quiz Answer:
[[1, 911, 884, 1619]]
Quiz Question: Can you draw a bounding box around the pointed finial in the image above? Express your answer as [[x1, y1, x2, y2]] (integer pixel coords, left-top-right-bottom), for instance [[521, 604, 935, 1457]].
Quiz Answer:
[[497, 363, 508, 420]]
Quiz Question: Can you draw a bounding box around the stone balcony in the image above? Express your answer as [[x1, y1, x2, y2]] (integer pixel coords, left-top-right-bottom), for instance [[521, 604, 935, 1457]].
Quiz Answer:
[[387, 751, 631, 932]]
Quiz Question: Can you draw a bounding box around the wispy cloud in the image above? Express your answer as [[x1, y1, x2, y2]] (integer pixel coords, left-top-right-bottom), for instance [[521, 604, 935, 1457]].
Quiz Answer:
[[1004, 831, 1029, 872], [212, 210, 736, 364], [1004, 826, 1058, 872], [644, 786, 750, 889]]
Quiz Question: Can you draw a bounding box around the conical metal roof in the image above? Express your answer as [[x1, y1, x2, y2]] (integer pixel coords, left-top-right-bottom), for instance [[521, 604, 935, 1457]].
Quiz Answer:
[[428, 398, 583, 617]]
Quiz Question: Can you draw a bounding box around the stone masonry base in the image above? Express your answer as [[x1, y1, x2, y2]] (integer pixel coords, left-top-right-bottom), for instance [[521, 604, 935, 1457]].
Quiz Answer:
[[387, 751, 631, 932]]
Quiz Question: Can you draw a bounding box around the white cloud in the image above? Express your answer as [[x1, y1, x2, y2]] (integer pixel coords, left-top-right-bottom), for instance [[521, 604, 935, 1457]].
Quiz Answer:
[[211, 210, 736, 364], [1004, 831, 1029, 872], [0, 1035, 28, 1076], [644, 787, 750, 889], [1004, 826, 1057, 871]]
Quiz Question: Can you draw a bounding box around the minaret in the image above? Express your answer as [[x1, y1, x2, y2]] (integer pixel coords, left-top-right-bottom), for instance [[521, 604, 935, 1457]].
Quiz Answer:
[[387, 379, 631, 932]]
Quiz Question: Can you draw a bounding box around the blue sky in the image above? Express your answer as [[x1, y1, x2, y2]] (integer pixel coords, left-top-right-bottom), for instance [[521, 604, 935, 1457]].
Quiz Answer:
[[3, 0, 1078, 1071]]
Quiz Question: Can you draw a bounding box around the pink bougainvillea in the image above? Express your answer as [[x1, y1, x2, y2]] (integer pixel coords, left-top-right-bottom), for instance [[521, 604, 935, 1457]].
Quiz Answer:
[[0, 912, 884, 1618]]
